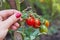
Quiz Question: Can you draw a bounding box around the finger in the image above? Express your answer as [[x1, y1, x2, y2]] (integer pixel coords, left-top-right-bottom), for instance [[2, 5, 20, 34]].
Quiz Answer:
[[9, 22, 20, 30], [0, 16, 3, 22], [19, 17, 23, 21], [4, 13, 21, 28], [0, 9, 22, 20], [14, 22, 20, 28], [10, 25, 17, 30], [10, 22, 19, 30]]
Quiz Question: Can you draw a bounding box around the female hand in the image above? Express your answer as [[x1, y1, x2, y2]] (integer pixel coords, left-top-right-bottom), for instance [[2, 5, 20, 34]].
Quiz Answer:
[[0, 9, 22, 40]]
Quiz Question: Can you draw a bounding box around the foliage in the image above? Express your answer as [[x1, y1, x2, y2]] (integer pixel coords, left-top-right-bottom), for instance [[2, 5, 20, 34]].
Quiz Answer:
[[28, 0, 52, 19], [52, 0, 60, 19]]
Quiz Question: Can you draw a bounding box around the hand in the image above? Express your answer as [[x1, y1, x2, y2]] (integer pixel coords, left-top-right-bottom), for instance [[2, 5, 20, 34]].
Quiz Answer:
[[0, 9, 22, 40]]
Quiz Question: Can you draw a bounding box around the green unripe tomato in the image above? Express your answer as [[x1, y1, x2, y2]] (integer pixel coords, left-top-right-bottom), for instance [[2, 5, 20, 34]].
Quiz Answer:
[[39, 25, 48, 34]]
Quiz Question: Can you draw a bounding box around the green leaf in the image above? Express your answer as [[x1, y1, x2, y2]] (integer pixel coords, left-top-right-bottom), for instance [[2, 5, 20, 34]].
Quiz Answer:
[[30, 29, 40, 40], [24, 37, 30, 40], [22, 13, 28, 19], [24, 27, 35, 37]]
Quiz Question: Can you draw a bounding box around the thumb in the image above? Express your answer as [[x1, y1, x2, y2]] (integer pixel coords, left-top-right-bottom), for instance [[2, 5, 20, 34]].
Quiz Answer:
[[4, 13, 21, 28]]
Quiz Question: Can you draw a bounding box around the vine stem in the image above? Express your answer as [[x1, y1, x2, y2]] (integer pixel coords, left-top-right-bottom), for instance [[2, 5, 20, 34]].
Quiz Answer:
[[9, 30, 14, 40], [15, 0, 20, 11]]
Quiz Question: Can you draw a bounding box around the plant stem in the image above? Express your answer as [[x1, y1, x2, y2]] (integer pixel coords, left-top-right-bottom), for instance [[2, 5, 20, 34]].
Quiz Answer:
[[15, 0, 20, 11]]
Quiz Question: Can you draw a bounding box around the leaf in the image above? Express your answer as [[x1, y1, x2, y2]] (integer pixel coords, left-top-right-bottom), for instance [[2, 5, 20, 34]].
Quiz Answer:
[[24, 37, 30, 40], [30, 29, 40, 40], [24, 27, 35, 37], [22, 13, 28, 19]]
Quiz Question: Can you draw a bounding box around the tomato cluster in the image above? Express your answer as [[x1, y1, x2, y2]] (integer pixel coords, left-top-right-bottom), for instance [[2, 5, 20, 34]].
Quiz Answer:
[[26, 16, 41, 28], [25, 14, 50, 34]]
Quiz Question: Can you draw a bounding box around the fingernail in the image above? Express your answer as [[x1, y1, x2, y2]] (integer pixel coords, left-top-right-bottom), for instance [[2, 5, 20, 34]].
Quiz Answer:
[[16, 13, 21, 18]]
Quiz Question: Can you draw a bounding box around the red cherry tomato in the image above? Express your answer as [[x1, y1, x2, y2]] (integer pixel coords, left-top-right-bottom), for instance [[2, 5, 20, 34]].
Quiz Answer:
[[33, 19, 41, 28], [26, 17, 35, 26]]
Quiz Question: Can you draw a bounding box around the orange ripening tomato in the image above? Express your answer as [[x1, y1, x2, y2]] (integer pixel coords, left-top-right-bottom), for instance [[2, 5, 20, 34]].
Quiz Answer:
[[26, 17, 35, 26], [45, 20, 49, 27], [33, 19, 41, 28]]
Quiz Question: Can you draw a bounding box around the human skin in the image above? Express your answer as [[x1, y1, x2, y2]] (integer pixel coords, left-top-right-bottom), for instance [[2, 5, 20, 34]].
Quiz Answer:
[[0, 9, 22, 40]]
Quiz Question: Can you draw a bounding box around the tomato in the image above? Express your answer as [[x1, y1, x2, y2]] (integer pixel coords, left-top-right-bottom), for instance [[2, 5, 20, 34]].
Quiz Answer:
[[33, 19, 41, 28], [39, 25, 48, 34], [45, 20, 49, 27], [26, 17, 35, 26], [26, 17, 41, 28]]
